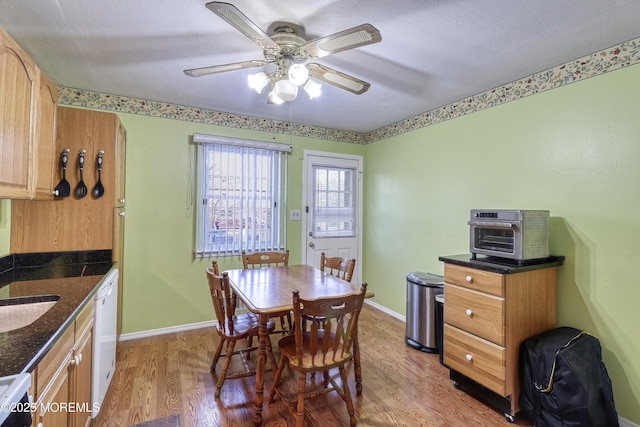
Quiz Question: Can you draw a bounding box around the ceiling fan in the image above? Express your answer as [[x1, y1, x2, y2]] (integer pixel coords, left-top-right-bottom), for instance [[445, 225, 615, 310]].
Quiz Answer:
[[184, 1, 382, 104]]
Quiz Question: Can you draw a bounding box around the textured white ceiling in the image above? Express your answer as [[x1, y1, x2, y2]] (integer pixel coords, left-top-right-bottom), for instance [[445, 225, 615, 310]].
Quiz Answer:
[[2, 0, 640, 133]]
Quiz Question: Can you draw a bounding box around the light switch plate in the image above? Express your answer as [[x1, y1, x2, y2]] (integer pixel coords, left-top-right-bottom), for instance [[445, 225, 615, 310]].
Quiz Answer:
[[290, 209, 301, 221]]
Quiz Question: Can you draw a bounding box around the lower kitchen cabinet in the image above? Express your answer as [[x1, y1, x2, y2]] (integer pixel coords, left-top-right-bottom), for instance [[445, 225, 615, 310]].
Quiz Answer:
[[440, 258, 561, 421], [32, 299, 94, 427]]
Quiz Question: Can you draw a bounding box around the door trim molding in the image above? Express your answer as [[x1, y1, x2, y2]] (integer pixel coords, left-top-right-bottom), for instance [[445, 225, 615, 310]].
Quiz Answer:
[[301, 150, 363, 284]]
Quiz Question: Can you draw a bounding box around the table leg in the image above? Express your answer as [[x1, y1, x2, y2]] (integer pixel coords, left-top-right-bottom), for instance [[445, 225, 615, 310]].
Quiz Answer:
[[354, 331, 362, 395], [253, 313, 269, 426]]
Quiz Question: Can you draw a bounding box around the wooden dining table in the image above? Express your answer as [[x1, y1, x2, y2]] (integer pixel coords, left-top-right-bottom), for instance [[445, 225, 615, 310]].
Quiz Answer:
[[225, 264, 363, 426]]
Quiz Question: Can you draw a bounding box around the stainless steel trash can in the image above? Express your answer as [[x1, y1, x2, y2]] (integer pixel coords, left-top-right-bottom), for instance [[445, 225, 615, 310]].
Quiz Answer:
[[405, 271, 444, 353]]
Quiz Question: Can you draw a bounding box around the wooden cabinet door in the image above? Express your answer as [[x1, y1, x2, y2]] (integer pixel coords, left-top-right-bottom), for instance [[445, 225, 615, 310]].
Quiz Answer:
[[35, 353, 72, 427], [0, 27, 38, 199], [70, 326, 93, 427], [33, 72, 58, 200]]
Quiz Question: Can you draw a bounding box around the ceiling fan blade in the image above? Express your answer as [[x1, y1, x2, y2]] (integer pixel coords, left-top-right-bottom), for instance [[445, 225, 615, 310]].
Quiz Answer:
[[302, 24, 381, 58], [206, 1, 280, 51], [307, 63, 371, 95], [184, 60, 268, 77]]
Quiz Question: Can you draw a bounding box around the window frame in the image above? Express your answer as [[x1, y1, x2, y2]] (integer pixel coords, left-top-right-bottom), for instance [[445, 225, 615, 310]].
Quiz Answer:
[[193, 133, 291, 257]]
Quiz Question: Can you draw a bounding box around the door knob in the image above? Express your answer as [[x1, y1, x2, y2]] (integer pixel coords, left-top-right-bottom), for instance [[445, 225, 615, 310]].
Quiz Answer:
[[308, 242, 315, 248]]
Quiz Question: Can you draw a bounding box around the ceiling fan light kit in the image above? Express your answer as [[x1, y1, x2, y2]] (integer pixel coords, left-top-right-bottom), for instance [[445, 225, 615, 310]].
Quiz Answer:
[[248, 71, 270, 93], [184, 1, 381, 105]]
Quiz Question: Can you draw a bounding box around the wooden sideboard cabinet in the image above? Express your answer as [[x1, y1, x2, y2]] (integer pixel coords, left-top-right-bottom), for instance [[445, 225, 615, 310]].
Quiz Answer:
[[440, 256, 561, 422]]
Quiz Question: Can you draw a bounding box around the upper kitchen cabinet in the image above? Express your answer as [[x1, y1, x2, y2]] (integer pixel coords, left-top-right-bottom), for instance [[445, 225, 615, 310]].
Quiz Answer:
[[11, 108, 125, 253], [0, 26, 58, 200], [0, 26, 38, 199], [33, 73, 58, 200]]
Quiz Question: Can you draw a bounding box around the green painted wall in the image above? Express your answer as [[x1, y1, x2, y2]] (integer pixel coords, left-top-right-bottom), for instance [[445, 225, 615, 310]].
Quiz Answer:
[[0, 200, 9, 256], [363, 63, 640, 422], [114, 113, 364, 335]]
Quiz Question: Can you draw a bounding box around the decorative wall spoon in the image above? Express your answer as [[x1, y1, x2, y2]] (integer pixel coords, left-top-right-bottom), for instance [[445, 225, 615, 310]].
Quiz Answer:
[[74, 149, 87, 199], [92, 150, 105, 198]]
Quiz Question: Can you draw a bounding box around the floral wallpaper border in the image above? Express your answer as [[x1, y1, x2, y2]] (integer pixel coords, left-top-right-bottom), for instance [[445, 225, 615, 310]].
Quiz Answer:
[[58, 36, 640, 145]]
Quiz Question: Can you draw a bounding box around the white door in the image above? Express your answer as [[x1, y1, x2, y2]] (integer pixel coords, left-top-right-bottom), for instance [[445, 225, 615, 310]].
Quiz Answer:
[[302, 151, 363, 285]]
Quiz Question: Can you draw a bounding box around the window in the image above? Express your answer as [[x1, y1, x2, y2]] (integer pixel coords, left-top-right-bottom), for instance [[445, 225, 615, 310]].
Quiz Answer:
[[312, 165, 356, 238], [194, 134, 290, 256]]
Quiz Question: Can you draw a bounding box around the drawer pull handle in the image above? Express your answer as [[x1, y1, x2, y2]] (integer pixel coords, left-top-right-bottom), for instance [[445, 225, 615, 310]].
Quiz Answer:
[[466, 309, 473, 316], [465, 354, 473, 362], [465, 275, 472, 282]]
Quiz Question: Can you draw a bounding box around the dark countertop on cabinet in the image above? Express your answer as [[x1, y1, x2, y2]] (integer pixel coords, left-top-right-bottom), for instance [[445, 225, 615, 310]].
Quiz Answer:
[[0, 250, 114, 377], [438, 253, 565, 274]]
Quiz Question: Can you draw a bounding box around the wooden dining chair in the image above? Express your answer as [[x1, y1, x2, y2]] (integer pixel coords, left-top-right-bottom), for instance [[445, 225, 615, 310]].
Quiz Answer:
[[241, 249, 290, 268], [241, 249, 292, 334], [317, 253, 373, 393], [269, 283, 368, 427], [205, 267, 277, 398], [318, 253, 374, 298], [320, 252, 356, 282]]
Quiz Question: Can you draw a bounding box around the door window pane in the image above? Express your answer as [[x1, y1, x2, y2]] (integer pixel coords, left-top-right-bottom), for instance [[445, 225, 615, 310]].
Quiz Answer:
[[312, 165, 356, 238]]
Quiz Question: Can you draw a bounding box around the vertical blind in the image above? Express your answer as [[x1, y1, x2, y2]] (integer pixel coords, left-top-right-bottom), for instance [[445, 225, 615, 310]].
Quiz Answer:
[[194, 134, 290, 256]]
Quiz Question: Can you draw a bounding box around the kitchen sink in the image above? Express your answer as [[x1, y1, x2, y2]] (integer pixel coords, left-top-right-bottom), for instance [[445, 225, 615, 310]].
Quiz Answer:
[[0, 295, 59, 333]]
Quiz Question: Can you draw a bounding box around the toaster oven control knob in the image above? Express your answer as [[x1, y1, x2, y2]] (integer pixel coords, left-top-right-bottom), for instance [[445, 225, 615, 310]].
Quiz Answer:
[[466, 309, 473, 317], [465, 275, 473, 283]]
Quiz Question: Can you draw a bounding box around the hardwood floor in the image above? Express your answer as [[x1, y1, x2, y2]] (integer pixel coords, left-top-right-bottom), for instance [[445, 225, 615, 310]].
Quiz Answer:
[[93, 304, 530, 426]]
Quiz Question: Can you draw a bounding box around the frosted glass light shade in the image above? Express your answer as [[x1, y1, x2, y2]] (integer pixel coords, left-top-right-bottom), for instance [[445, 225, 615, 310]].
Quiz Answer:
[[273, 79, 298, 102], [268, 90, 285, 104], [247, 72, 269, 93], [288, 64, 309, 86], [303, 79, 322, 99]]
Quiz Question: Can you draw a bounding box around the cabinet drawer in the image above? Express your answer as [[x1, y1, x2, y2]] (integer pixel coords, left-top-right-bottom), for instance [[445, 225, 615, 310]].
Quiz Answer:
[[445, 284, 505, 345], [444, 324, 506, 396], [36, 323, 74, 396], [444, 263, 504, 296]]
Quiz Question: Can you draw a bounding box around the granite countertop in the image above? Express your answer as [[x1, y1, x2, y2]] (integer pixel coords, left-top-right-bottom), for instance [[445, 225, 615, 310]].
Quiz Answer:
[[0, 251, 114, 377], [438, 253, 565, 274]]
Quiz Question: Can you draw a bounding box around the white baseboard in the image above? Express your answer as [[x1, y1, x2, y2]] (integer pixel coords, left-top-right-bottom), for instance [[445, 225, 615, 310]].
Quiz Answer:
[[364, 298, 405, 322], [620, 417, 639, 427], [119, 301, 403, 341], [119, 319, 216, 341]]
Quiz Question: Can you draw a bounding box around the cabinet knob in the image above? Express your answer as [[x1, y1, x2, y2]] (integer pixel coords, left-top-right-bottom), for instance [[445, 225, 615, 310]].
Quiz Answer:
[[465, 308, 473, 316], [119, 211, 126, 217], [465, 275, 472, 282], [465, 354, 473, 362]]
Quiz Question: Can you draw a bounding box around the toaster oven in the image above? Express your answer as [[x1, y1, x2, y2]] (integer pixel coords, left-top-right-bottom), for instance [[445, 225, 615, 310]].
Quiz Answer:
[[468, 209, 550, 261]]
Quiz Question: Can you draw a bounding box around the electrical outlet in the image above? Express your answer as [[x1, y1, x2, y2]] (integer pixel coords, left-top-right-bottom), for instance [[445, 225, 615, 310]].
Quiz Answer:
[[290, 209, 301, 221]]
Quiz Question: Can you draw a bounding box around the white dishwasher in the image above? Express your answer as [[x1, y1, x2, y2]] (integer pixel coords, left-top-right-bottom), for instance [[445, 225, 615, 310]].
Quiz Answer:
[[92, 268, 118, 418]]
